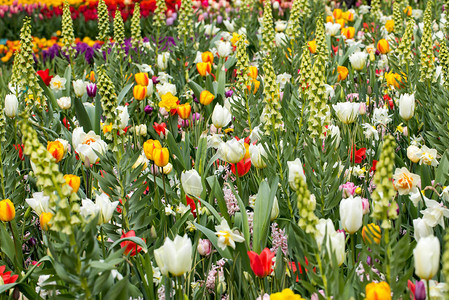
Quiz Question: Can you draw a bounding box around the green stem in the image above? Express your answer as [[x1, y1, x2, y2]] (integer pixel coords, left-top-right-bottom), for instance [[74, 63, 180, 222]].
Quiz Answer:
[[0, 144, 6, 199], [385, 228, 391, 284], [426, 279, 430, 300], [100, 226, 106, 258], [351, 233, 355, 267], [315, 252, 330, 300]]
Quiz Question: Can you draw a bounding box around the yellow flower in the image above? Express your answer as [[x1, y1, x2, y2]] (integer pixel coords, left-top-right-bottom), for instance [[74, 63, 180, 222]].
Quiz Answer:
[[153, 147, 169, 167], [143, 139, 162, 160], [337, 66, 349, 81], [135, 72, 149, 86], [385, 71, 402, 89], [133, 85, 147, 100], [176, 103, 191, 120], [47, 140, 65, 163], [0, 199, 15, 222], [200, 90, 215, 105], [385, 20, 394, 33], [376, 39, 390, 54], [40, 212, 53, 231], [64, 174, 81, 193], [270, 288, 303, 300], [201, 51, 214, 64], [362, 223, 381, 244], [341, 26, 355, 39], [404, 6, 412, 16], [342, 11, 354, 21], [231, 32, 241, 47], [102, 123, 113, 134], [159, 92, 179, 111], [308, 40, 317, 54], [333, 8, 342, 20], [365, 282, 391, 300], [248, 66, 258, 80], [196, 62, 211, 77]]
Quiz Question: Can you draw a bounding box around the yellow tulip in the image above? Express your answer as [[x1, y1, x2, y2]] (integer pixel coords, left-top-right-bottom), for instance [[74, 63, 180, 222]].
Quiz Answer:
[[176, 103, 191, 120], [404, 6, 412, 16], [362, 223, 381, 244], [143, 139, 162, 160], [47, 141, 65, 163], [40, 212, 53, 231], [377, 39, 390, 54], [333, 8, 342, 20], [337, 66, 349, 81], [0, 199, 15, 222], [133, 85, 147, 100], [270, 288, 303, 300], [196, 62, 211, 76], [365, 282, 391, 300], [385, 20, 395, 33], [153, 147, 169, 167], [201, 51, 214, 64], [64, 174, 81, 193], [135, 72, 149, 86], [335, 18, 345, 28], [308, 40, 317, 54], [341, 26, 355, 39], [200, 90, 215, 105], [326, 15, 334, 23], [342, 11, 354, 21]]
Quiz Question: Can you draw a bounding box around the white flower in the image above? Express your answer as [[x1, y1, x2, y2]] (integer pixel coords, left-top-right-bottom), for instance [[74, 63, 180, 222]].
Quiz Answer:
[[50, 75, 67, 91], [194, 51, 203, 64], [154, 235, 193, 276], [315, 219, 346, 266], [4, 94, 18, 118], [212, 104, 232, 128], [181, 169, 203, 198], [414, 235, 440, 280], [349, 51, 368, 71], [412, 9, 423, 19], [362, 123, 379, 140], [215, 40, 232, 57], [421, 198, 449, 228], [249, 143, 267, 169], [324, 84, 335, 99], [57, 96, 71, 110], [410, 190, 426, 207], [26, 192, 51, 216], [340, 196, 363, 234], [359, 5, 370, 14], [156, 82, 177, 96], [398, 93, 415, 121], [325, 22, 341, 36], [288, 158, 306, 190], [332, 102, 361, 124], [223, 20, 235, 32], [117, 105, 129, 130], [72, 80, 87, 97], [157, 72, 172, 84], [217, 139, 246, 164], [215, 219, 245, 250], [176, 203, 191, 215], [207, 134, 224, 148], [372, 107, 392, 126], [157, 52, 170, 70], [407, 145, 422, 163], [327, 124, 341, 147], [413, 218, 433, 241], [80, 193, 119, 225], [72, 127, 107, 165], [429, 281, 447, 299], [204, 24, 220, 36], [419, 146, 439, 167], [275, 32, 287, 46], [392, 167, 421, 195], [275, 20, 288, 32], [135, 124, 147, 136], [276, 73, 292, 88], [146, 80, 154, 96]]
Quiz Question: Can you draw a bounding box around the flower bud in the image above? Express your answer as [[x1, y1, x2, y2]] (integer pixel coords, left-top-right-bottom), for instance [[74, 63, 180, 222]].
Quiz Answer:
[[414, 235, 440, 280], [163, 163, 173, 174], [376, 39, 390, 54], [143, 139, 162, 160], [0, 199, 15, 222], [200, 90, 215, 105], [64, 174, 81, 193], [339, 195, 363, 234], [196, 62, 211, 76], [86, 82, 97, 98], [4, 94, 18, 118], [153, 147, 169, 167], [181, 169, 203, 198], [40, 212, 53, 230], [135, 72, 149, 86], [407, 145, 422, 163], [47, 141, 65, 163], [177, 103, 191, 120], [212, 104, 232, 128], [197, 238, 212, 256], [57, 96, 71, 110], [133, 85, 147, 100], [398, 93, 415, 121]]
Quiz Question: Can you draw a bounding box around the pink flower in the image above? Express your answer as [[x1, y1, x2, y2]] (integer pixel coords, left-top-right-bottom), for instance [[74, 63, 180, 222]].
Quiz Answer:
[[339, 182, 357, 198]]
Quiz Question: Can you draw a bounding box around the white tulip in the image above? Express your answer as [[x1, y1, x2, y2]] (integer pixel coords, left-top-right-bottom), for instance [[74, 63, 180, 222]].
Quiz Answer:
[[57, 96, 71, 110], [181, 169, 203, 198], [315, 219, 346, 266], [288, 158, 306, 190], [154, 234, 193, 276], [271, 196, 279, 221], [249, 143, 267, 169], [156, 82, 177, 96], [349, 51, 368, 71], [340, 196, 363, 234], [414, 235, 440, 280], [72, 80, 87, 97], [223, 20, 235, 32], [407, 145, 422, 163], [218, 139, 246, 164], [146, 80, 154, 96], [204, 24, 220, 36], [215, 40, 232, 57], [25, 192, 51, 216], [135, 124, 147, 136], [212, 104, 232, 128], [398, 93, 415, 121], [275, 20, 288, 32], [117, 105, 129, 130], [80, 193, 118, 225], [325, 22, 341, 36], [413, 218, 433, 241], [4, 94, 18, 118], [157, 52, 170, 70], [333, 102, 361, 124]]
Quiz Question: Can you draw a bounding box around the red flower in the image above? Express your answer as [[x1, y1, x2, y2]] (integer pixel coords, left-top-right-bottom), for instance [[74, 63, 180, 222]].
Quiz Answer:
[[186, 195, 199, 218], [247, 248, 275, 278], [350, 145, 366, 164], [384, 94, 394, 109], [120, 230, 144, 256], [14, 144, 24, 161], [231, 158, 251, 177], [36, 69, 53, 86], [288, 257, 316, 282], [153, 122, 167, 137], [370, 160, 378, 172], [0, 265, 19, 284]]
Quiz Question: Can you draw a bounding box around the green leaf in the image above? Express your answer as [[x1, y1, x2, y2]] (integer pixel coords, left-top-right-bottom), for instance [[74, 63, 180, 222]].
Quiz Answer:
[[74, 98, 93, 132], [109, 236, 148, 254], [0, 223, 16, 266], [166, 131, 187, 170], [188, 80, 204, 100], [117, 83, 133, 105]]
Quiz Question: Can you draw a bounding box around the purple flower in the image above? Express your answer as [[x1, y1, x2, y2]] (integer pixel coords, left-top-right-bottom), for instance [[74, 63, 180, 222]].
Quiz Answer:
[[144, 105, 154, 114], [192, 112, 202, 123], [415, 281, 426, 300], [86, 82, 97, 98], [225, 90, 234, 98]]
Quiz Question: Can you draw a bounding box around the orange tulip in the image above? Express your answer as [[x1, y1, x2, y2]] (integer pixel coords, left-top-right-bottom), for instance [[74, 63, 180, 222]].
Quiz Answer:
[[385, 20, 394, 33], [366, 282, 391, 300], [341, 27, 355, 39], [64, 174, 81, 193], [342, 11, 354, 21], [362, 223, 381, 244], [335, 18, 346, 29], [177, 103, 191, 119], [333, 8, 342, 20], [153, 147, 169, 167], [200, 90, 215, 105], [385, 71, 402, 89], [404, 6, 412, 16], [47, 141, 65, 163], [337, 66, 349, 81], [308, 40, 317, 54], [248, 66, 258, 80], [40, 212, 53, 231], [133, 85, 147, 100], [197, 62, 211, 76], [326, 15, 334, 23], [246, 79, 260, 94], [135, 72, 149, 86], [377, 39, 390, 54], [0, 199, 15, 222], [143, 139, 162, 160], [87, 71, 95, 82], [201, 51, 214, 64]]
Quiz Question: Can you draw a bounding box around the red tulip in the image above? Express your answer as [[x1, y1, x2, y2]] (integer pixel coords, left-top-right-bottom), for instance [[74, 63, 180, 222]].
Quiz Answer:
[[350, 145, 366, 164], [0, 265, 18, 284], [120, 230, 144, 256], [247, 248, 275, 278], [231, 158, 251, 177], [370, 160, 378, 172], [14, 144, 24, 161], [153, 122, 167, 137], [37, 69, 53, 86]]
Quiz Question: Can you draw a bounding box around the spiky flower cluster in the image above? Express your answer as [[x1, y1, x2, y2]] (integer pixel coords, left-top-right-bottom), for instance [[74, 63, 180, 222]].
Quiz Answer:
[[177, 0, 194, 42], [392, 1, 403, 34], [61, 1, 75, 59], [113, 10, 125, 55], [315, 16, 328, 70], [261, 53, 283, 133], [395, 18, 415, 66], [371, 0, 381, 19], [154, 0, 167, 28], [439, 41, 449, 88], [10, 17, 46, 109], [97, 0, 110, 43], [97, 65, 118, 141], [235, 35, 250, 90], [295, 175, 318, 236], [286, 0, 302, 42], [261, 0, 275, 52], [131, 3, 142, 48], [443, 231, 449, 298], [371, 135, 397, 229], [299, 45, 312, 93], [240, 0, 253, 16], [0, 101, 5, 143], [20, 115, 80, 236], [419, 1, 435, 82]]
